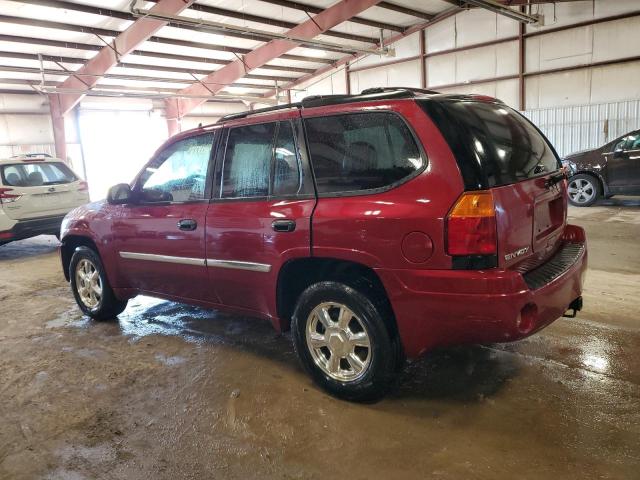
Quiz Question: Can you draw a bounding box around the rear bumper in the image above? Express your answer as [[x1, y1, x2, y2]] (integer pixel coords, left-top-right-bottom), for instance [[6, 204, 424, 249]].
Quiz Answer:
[[0, 214, 66, 244], [376, 224, 588, 358]]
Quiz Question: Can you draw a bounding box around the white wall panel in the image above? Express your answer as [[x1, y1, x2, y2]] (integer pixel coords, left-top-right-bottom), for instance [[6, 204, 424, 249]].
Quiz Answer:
[[425, 16, 456, 54], [592, 17, 640, 63], [350, 60, 420, 93], [354, 32, 421, 69], [425, 54, 456, 87], [428, 41, 518, 87], [526, 61, 640, 109], [590, 61, 640, 103], [0, 114, 52, 145]]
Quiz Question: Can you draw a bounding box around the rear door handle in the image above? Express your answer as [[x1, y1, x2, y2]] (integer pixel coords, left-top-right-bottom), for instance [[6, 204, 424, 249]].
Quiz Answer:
[[271, 219, 296, 232], [178, 218, 198, 231]]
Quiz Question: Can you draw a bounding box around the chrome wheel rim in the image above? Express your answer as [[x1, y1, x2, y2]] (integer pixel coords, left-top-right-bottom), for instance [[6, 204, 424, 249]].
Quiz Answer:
[[305, 302, 371, 382], [75, 259, 102, 309], [568, 178, 596, 204]]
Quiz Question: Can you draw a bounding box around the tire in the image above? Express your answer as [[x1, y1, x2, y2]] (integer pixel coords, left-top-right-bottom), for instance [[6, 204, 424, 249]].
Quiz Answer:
[[69, 246, 127, 320], [291, 281, 400, 402], [567, 174, 600, 207]]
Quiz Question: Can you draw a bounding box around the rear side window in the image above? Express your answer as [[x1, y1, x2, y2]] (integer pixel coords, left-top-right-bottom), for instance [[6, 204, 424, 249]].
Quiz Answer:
[[1, 162, 76, 187], [222, 123, 276, 198], [420, 99, 560, 189], [304, 112, 423, 194]]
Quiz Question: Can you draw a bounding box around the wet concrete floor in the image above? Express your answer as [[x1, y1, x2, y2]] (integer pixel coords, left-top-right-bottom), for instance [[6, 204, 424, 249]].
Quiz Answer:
[[1, 200, 639, 479]]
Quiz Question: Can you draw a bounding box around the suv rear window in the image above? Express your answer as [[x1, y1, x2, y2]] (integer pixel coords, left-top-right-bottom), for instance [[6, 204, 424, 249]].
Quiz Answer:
[[1, 162, 77, 187], [304, 112, 423, 194], [419, 99, 560, 189]]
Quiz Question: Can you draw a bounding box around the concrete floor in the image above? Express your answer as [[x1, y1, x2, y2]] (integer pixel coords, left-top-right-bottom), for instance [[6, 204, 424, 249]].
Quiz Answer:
[[1, 201, 639, 479]]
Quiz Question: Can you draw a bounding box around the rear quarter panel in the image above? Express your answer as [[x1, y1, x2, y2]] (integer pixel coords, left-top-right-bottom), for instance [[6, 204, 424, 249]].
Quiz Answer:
[[304, 100, 464, 270]]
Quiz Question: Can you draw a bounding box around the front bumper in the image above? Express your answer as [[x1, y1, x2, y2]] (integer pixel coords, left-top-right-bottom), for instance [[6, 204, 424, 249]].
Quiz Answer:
[[376, 224, 588, 358], [0, 214, 66, 244]]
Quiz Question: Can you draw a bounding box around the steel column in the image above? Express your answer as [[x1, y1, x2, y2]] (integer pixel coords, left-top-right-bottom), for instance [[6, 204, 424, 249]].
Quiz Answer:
[[48, 94, 67, 162], [165, 0, 384, 134]]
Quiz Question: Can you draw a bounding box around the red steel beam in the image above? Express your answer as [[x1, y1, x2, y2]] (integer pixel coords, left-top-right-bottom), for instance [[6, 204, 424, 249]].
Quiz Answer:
[[56, 0, 195, 115], [165, 0, 385, 135], [48, 94, 67, 162]]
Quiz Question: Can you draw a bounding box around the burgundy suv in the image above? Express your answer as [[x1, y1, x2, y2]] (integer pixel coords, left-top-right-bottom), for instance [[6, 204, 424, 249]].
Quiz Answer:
[[60, 88, 587, 401]]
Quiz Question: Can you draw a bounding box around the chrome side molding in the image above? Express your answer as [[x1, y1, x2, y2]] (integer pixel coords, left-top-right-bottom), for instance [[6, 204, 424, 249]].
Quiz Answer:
[[206, 259, 271, 273], [119, 251, 206, 266], [119, 251, 271, 272]]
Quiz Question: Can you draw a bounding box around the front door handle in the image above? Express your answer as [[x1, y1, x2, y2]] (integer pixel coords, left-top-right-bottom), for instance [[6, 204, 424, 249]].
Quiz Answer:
[[178, 218, 198, 231], [271, 219, 296, 233]]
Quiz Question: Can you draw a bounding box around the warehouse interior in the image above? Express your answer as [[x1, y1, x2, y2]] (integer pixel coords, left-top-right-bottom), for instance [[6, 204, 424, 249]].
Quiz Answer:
[[0, 0, 639, 478]]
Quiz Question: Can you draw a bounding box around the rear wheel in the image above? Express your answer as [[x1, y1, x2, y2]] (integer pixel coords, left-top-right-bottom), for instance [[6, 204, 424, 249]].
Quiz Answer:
[[291, 281, 400, 401], [70, 246, 127, 320], [568, 174, 600, 207]]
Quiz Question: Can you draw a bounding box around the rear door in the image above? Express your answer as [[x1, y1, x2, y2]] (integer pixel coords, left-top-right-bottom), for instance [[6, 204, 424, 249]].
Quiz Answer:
[[113, 132, 215, 301], [205, 112, 315, 319], [420, 99, 565, 271], [0, 161, 87, 220]]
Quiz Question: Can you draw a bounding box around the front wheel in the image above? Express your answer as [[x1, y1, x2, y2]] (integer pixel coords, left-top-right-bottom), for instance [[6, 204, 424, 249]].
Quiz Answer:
[[568, 174, 600, 207], [69, 246, 128, 320], [291, 281, 400, 402]]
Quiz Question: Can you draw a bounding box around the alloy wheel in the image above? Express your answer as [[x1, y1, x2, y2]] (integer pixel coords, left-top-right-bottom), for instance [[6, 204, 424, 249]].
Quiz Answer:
[[305, 302, 372, 382], [568, 178, 596, 205], [75, 258, 103, 309]]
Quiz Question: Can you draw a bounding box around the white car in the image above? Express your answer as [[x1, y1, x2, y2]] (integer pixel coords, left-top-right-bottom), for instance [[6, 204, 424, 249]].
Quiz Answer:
[[0, 154, 90, 245]]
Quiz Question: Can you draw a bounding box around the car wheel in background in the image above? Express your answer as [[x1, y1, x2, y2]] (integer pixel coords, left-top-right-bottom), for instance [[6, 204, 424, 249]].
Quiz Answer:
[[568, 174, 600, 207], [69, 246, 128, 320]]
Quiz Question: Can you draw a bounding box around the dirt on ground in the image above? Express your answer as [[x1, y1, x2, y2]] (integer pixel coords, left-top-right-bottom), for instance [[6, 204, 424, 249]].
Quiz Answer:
[[0, 199, 639, 480]]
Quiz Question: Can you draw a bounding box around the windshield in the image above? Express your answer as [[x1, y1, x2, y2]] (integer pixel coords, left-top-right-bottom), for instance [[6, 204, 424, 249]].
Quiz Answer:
[[1, 162, 77, 187], [419, 99, 560, 189]]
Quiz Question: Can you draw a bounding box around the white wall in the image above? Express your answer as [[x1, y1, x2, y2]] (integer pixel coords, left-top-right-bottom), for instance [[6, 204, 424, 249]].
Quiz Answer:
[[286, 0, 640, 114]]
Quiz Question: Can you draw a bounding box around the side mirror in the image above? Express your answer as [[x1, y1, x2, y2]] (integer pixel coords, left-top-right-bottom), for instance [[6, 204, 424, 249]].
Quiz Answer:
[[107, 183, 133, 205]]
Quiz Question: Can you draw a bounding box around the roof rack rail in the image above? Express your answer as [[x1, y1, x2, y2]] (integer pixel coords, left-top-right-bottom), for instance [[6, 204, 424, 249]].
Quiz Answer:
[[301, 88, 422, 108], [214, 87, 442, 124], [360, 87, 441, 95], [10, 153, 53, 158], [217, 102, 301, 123]]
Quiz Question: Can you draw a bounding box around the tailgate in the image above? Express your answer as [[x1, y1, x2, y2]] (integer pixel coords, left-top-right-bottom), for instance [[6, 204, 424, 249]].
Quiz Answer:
[[493, 176, 567, 271]]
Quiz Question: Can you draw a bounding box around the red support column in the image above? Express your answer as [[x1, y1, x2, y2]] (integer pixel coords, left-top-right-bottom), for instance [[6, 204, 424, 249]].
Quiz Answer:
[[49, 94, 67, 163], [419, 30, 427, 89]]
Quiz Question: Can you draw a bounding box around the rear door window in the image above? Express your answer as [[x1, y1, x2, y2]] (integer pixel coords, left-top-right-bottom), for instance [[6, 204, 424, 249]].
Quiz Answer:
[[221, 123, 276, 198], [1, 162, 77, 187], [304, 112, 424, 194], [419, 99, 560, 189]]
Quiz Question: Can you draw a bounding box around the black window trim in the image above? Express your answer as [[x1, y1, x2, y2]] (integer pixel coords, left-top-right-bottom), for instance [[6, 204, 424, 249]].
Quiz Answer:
[[301, 109, 428, 199], [131, 130, 218, 206]]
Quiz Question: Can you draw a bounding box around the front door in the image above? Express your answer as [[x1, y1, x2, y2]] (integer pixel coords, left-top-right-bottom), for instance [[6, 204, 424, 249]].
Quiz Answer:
[[113, 132, 217, 301], [606, 130, 640, 193], [205, 113, 315, 322]]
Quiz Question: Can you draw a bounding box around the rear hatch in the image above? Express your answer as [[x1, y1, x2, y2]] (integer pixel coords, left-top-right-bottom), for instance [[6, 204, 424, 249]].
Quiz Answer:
[[420, 97, 566, 272], [0, 160, 89, 220]]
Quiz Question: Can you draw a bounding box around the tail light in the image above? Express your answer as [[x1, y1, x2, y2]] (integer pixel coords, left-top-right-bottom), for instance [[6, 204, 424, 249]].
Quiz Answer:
[[78, 181, 89, 192], [0, 188, 21, 204], [446, 190, 497, 256]]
